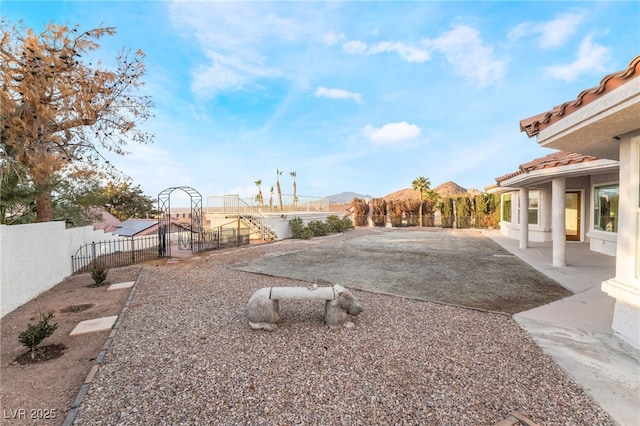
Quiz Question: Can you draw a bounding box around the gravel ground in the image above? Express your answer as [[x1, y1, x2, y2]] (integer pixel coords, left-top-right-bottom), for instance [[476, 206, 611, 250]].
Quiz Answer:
[[74, 231, 614, 425]]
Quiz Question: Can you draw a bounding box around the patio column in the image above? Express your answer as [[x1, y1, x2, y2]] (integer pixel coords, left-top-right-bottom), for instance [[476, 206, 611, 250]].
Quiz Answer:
[[519, 187, 529, 249], [551, 177, 566, 267]]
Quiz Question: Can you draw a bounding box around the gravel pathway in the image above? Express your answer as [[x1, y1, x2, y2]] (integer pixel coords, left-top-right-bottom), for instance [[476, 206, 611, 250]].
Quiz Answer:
[[75, 231, 614, 425]]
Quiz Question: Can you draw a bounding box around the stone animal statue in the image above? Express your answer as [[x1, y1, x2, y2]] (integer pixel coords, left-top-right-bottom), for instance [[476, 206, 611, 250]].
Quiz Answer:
[[246, 284, 363, 331]]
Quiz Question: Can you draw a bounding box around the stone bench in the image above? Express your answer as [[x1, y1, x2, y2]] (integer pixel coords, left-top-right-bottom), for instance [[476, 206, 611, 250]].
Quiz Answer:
[[246, 284, 363, 331]]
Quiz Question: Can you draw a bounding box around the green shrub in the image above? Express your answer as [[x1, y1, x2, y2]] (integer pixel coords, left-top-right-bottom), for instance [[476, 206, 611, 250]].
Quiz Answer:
[[19, 312, 58, 359], [307, 220, 328, 237], [326, 215, 354, 233], [289, 215, 354, 239], [289, 217, 306, 239], [89, 260, 110, 286]]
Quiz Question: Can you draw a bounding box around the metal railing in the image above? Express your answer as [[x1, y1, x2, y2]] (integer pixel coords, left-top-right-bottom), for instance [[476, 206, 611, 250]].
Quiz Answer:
[[350, 215, 495, 229], [72, 235, 160, 274], [207, 193, 329, 215], [72, 221, 251, 273]]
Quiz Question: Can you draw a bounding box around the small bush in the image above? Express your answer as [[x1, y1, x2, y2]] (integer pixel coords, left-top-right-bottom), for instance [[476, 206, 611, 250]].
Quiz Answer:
[[19, 312, 58, 359], [326, 214, 354, 233], [89, 260, 109, 286], [289, 215, 354, 239], [289, 217, 306, 239], [307, 220, 328, 237]]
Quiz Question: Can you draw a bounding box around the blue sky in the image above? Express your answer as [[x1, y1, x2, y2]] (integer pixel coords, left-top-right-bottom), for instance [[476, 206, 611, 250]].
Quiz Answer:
[[3, 1, 639, 205]]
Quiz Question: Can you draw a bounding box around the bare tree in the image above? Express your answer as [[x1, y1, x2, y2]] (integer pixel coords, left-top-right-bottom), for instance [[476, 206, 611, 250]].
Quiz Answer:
[[0, 20, 153, 221]]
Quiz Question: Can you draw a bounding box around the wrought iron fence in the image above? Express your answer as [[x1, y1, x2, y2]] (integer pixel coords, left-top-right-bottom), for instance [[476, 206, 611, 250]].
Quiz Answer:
[[72, 221, 250, 274], [350, 214, 493, 229], [72, 235, 161, 274]]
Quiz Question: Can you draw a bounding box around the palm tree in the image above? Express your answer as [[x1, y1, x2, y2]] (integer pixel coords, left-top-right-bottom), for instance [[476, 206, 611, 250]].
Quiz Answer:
[[269, 186, 274, 211], [290, 171, 297, 209], [412, 176, 432, 227], [276, 169, 283, 211], [254, 179, 263, 207]]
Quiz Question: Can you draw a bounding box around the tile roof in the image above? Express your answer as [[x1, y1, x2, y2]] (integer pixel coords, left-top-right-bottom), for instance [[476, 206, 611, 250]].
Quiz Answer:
[[520, 55, 640, 138], [495, 151, 599, 184]]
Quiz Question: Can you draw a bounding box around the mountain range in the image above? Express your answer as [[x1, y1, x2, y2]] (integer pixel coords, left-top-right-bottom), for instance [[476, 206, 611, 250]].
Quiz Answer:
[[327, 181, 482, 204]]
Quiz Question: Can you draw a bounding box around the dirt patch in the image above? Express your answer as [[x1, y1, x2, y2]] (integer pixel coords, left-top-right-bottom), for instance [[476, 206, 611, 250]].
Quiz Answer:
[[60, 304, 95, 313], [0, 265, 142, 425], [13, 344, 67, 365], [232, 229, 573, 314]]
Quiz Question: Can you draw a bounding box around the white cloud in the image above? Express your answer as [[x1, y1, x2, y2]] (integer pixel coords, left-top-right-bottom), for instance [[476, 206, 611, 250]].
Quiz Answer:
[[424, 25, 506, 87], [323, 30, 345, 46], [362, 121, 422, 145], [169, 2, 308, 98], [315, 87, 362, 104], [342, 40, 430, 63], [508, 11, 586, 49], [342, 40, 368, 54], [368, 41, 430, 63], [544, 35, 610, 81]]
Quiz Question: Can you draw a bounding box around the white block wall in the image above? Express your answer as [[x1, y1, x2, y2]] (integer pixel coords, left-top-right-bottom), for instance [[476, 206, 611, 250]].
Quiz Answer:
[[0, 222, 122, 317]]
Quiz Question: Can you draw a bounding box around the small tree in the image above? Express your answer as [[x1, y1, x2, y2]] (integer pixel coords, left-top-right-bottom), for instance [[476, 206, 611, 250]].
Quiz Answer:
[[456, 196, 472, 228], [19, 312, 58, 359], [89, 260, 110, 285], [102, 180, 155, 220], [439, 197, 454, 228]]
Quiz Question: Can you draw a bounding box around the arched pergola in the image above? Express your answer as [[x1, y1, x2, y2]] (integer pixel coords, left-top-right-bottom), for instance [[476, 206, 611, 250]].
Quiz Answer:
[[157, 186, 203, 257]]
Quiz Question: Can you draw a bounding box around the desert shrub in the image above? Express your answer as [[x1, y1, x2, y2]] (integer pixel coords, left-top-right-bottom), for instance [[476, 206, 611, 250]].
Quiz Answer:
[[326, 215, 354, 233], [289, 217, 306, 238], [89, 260, 109, 285], [307, 220, 328, 237], [290, 215, 354, 239], [19, 312, 58, 359]]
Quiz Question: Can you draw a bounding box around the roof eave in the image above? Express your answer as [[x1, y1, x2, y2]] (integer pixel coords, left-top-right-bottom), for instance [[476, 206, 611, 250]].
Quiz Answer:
[[498, 158, 619, 188]]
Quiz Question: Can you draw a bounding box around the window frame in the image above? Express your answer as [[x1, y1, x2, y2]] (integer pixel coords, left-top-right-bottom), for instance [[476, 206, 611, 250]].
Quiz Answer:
[[593, 183, 619, 233]]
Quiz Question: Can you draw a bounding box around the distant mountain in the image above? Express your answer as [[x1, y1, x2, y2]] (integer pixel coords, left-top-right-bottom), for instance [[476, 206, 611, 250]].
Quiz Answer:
[[383, 181, 484, 202], [327, 192, 373, 203]]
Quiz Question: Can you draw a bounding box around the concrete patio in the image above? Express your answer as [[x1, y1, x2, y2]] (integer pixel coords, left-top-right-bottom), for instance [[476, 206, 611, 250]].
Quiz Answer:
[[486, 231, 640, 426]]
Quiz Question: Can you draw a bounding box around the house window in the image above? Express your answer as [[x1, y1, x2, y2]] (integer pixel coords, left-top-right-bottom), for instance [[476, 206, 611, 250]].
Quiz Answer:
[[594, 184, 619, 233], [501, 194, 512, 222], [528, 190, 540, 225], [515, 190, 539, 225]]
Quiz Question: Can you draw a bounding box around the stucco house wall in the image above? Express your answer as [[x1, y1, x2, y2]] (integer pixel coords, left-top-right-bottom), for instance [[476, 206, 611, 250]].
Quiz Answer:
[[517, 55, 640, 348], [497, 172, 614, 250]]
